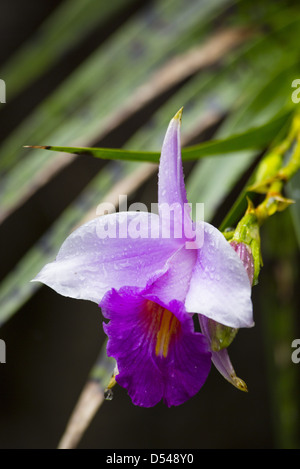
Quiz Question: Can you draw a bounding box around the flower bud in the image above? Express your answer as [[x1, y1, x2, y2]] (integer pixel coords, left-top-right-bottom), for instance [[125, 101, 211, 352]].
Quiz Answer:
[[207, 318, 238, 352], [199, 315, 248, 391]]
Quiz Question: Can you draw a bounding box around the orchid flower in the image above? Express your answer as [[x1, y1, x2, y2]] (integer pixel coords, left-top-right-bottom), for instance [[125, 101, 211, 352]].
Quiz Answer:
[[33, 109, 253, 407]]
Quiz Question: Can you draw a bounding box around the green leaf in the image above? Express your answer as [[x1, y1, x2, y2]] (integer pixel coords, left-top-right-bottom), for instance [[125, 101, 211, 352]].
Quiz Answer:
[[260, 210, 299, 448], [286, 167, 300, 250], [187, 62, 299, 224], [0, 0, 133, 99], [24, 109, 293, 162], [0, 0, 236, 223], [0, 0, 233, 173], [184, 110, 293, 159]]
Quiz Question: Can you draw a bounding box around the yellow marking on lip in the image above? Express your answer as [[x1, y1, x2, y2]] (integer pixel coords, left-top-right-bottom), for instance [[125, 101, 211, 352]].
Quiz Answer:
[[145, 301, 180, 358]]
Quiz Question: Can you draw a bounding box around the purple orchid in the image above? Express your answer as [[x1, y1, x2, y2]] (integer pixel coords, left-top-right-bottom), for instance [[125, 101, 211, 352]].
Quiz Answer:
[[34, 109, 253, 407]]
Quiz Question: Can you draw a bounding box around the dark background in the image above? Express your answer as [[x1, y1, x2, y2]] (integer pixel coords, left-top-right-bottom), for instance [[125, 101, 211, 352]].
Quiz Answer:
[[0, 0, 299, 449]]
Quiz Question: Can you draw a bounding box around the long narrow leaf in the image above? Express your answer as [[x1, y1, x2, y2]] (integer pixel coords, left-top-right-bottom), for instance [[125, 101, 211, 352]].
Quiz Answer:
[[0, 0, 133, 99], [0, 0, 238, 224], [0, 0, 233, 173], [286, 168, 300, 249], [24, 109, 293, 163]]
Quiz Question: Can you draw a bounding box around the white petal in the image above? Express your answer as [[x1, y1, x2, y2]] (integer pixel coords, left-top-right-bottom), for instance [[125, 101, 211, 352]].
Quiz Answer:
[[33, 211, 181, 304], [185, 223, 253, 328]]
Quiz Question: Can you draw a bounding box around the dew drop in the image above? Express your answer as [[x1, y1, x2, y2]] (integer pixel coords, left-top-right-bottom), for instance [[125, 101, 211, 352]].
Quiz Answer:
[[104, 388, 114, 401]]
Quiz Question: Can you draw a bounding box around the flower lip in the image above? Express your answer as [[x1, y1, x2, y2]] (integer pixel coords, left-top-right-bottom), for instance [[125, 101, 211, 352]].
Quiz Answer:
[[144, 300, 181, 359], [101, 286, 211, 407]]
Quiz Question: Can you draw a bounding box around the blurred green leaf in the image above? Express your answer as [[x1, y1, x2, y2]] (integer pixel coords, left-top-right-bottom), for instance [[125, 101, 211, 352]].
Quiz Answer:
[[185, 6, 300, 219], [0, 0, 233, 172], [0, 0, 133, 99], [260, 210, 300, 448], [188, 64, 299, 223], [0, 0, 237, 223], [286, 165, 300, 250]]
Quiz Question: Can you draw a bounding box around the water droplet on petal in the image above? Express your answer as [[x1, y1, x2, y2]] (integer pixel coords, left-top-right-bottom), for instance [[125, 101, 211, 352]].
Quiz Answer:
[[104, 388, 114, 400]]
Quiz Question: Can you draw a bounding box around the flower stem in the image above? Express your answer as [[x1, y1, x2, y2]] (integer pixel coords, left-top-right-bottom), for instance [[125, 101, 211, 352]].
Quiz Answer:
[[228, 112, 300, 283]]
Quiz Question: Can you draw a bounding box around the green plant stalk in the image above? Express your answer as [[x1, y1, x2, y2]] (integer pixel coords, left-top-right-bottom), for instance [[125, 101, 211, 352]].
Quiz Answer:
[[230, 113, 300, 283], [216, 114, 300, 364]]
